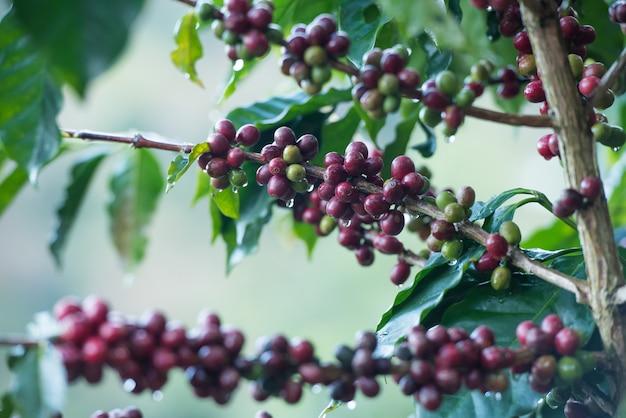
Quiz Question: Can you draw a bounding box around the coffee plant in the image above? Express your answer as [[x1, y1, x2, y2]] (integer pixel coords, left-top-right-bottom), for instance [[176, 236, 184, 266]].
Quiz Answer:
[[2, 0, 626, 416]]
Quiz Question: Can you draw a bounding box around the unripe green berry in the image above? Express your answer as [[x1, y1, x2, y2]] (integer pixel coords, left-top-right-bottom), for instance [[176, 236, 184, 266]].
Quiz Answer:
[[441, 239, 464, 261], [407, 216, 429, 232], [283, 145, 303, 164], [594, 89, 615, 110], [237, 43, 254, 61], [286, 164, 307, 182], [435, 191, 457, 210], [568, 54, 584, 79], [222, 30, 239, 46], [291, 179, 310, 193], [600, 125, 626, 149], [228, 168, 248, 187], [419, 106, 442, 128], [196, 2, 216, 22], [382, 95, 401, 114], [311, 65, 331, 85], [300, 80, 322, 95], [391, 44, 410, 62], [591, 122, 611, 144], [557, 356, 583, 384], [574, 350, 596, 374], [319, 215, 337, 235], [304, 45, 327, 66], [490, 266, 511, 291], [498, 221, 522, 246], [517, 55, 537, 77], [212, 20, 225, 38], [443, 203, 466, 223], [435, 70, 459, 97], [426, 235, 443, 252], [265, 24, 284, 44], [378, 73, 400, 95], [454, 88, 476, 108], [470, 62, 490, 82]]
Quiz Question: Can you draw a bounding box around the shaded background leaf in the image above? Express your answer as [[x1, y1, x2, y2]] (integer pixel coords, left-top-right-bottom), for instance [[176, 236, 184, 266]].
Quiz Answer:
[[108, 149, 164, 271], [171, 11, 204, 87]]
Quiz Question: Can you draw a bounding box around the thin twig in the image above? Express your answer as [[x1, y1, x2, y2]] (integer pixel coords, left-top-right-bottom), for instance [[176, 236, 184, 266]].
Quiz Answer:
[[175, 0, 197, 6], [0, 335, 40, 348]]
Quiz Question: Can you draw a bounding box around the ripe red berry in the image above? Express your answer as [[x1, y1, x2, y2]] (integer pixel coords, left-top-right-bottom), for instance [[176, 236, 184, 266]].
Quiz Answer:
[[485, 233, 508, 259], [579, 176, 602, 201], [554, 327, 581, 356]]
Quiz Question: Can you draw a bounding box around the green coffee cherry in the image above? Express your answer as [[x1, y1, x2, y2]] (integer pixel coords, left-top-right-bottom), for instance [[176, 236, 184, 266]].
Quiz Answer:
[[283, 145, 302, 164], [490, 266, 511, 291], [499, 221, 522, 246], [286, 164, 307, 182], [444, 203, 466, 223], [436, 191, 457, 211], [441, 239, 464, 261], [419, 106, 442, 128], [228, 168, 248, 187], [557, 356, 583, 384], [435, 70, 459, 97]]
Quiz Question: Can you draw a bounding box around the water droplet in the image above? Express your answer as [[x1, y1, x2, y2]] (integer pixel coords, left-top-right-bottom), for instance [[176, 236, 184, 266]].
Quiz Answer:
[[241, 180, 249, 187], [341, 219, 351, 228], [613, 146, 621, 152], [307, 183, 315, 192], [498, 298, 505, 304], [397, 283, 404, 290], [231, 186, 238, 194], [233, 59, 244, 71], [347, 401, 357, 410], [447, 259, 458, 266], [285, 198, 295, 208], [484, 391, 492, 398], [494, 392, 502, 401], [444, 135, 456, 144], [123, 379, 137, 392], [311, 384, 323, 394], [152, 390, 164, 401]]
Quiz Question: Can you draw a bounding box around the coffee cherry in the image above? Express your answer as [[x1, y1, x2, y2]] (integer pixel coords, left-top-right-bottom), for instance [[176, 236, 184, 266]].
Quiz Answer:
[[516, 320, 537, 346], [524, 80, 545, 103], [490, 266, 511, 291], [498, 221, 521, 246], [435, 71, 458, 97], [524, 327, 554, 355], [380, 210, 405, 236], [443, 203, 466, 223], [390, 156, 415, 180], [557, 356, 583, 384], [475, 252, 500, 274], [435, 191, 457, 210], [430, 220, 455, 241], [236, 124, 261, 147], [485, 233, 508, 259], [555, 328, 580, 356], [441, 239, 464, 261], [579, 176, 601, 201]]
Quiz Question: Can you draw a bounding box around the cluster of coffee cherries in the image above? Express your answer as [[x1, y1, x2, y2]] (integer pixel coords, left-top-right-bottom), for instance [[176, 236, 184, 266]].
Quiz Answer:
[[351, 46, 420, 119], [419, 69, 485, 137], [90, 406, 142, 418], [196, 0, 283, 61], [197, 120, 261, 190], [515, 315, 595, 395], [279, 14, 351, 95], [469, 0, 523, 37], [552, 175, 602, 218], [255, 126, 319, 203], [49, 297, 598, 414]]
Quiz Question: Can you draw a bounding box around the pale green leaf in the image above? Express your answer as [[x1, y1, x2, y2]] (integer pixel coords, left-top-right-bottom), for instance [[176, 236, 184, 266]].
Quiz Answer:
[[171, 11, 204, 87]]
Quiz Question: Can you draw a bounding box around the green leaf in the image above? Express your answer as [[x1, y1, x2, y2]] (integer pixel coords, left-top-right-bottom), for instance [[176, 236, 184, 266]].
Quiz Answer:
[[469, 188, 550, 222], [166, 142, 209, 192], [192, 169, 212, 205], [315, 107, 361, 166], [522, 219, 580, 251], [319, 399, 343, 418], [575, 1, 623, 66], [377, 0, 465, 50], [416, 32, 453, 79], [209, 197, 223, 244], [8, 344, 66, 418], [340, 0, 387, 67], [12, 0, 145, 96], [0, 393, 15, 418], [226, 88, 352, 132], [273, 0, 335, 28], [412, 119, 437, 158], [211, 185, 240, 219], [414, 374, 542, 418], [0, 164, 28, 217], [376, 244, 485, 354], [379, 101, 420, 179], [49, 151, 108, 266], [219, 59, 256, 103], [108, 149, 164, 270], [0, 10, 62, 182], [171, 11, 204, 87]]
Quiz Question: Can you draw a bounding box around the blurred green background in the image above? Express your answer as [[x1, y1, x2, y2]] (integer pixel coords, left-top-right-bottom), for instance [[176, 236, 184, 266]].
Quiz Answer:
[[0, 1, 567, 417]]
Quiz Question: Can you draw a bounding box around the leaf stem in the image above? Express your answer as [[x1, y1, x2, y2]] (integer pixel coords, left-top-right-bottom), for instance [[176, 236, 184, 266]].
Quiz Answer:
[[0, 335, 40, 348]]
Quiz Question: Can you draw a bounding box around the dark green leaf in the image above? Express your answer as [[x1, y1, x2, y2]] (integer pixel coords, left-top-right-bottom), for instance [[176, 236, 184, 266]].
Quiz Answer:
[[12, 0, 145, 96], [414, 373, 542, 418], [209, 197, 223, 244], [0, 10, 62, 182], [352, 96, 386, 142], [8, 344, 66, 418], [469, 188, 549, 222], [192, 169, 212, 205], [379, 101, 420, 179], [377, 0, 464, 49], [0, 393, 15, 418], [49, 151, 108, 266], [211, 185, 240, 219], [315, 107, 360, 166], [575, 1, 622, 66], [166, 143, 209, 192], [486, 9, 500, 41], [376, 244, 485, 354], [412, 119, 437, 158], [108, 149, 164, 271], [220, 59, 256, 103], [0, 164, 28, 217], [448, 0, 462, 22], [340, 0, 387, 67], [417, 32, 453, 78], [606, 151, 626, 228], [226, 88, 352, 132], [171, 11, 204, 87]]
